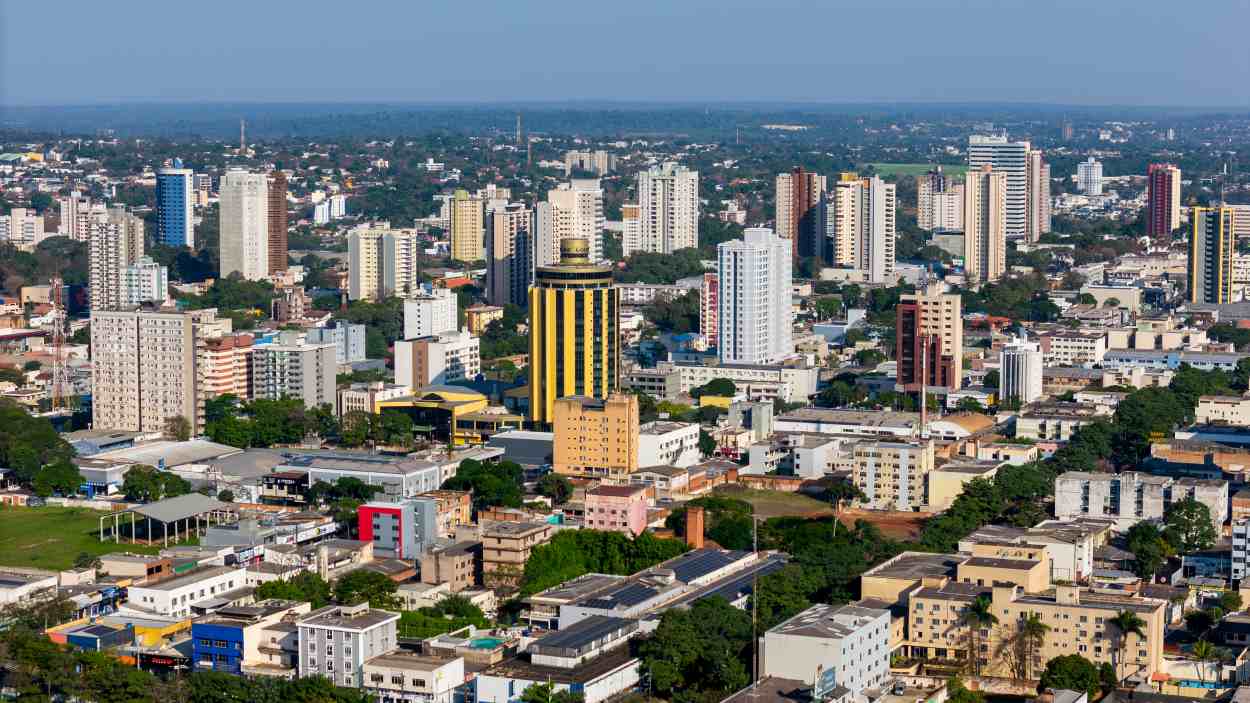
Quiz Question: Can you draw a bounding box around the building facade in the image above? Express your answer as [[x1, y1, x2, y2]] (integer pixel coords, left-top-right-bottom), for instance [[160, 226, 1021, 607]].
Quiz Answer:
[[1147, 163, 1182, 237], [552, 394, 639, 479], [88, 206, 146, 311], [1000, 339, 1043, 405], [637, 162, 699, 255], [155, 164, 195, 247], [347, 227, 424, 300], [1077, 157, 1103, 196], [963, 165, 1008, 284], [1025, 149, 1051, 242], [297, 603, 400, 689], [486, 202, 533, 307], [536, 179, 604, 265], [967, 134, 1029, 239], [219, 170, 270, 280], [852, 440, 935, 511], [828, 174, 896, 282], [717, 227, 793, 365], [776, 167, 826, 263], [1189, 207, 1235, 305], [394, 331, 481, 390], [251, 337, 337, 408], [267, 171, 288, 275], [402, 287, 458, 340], [896, 281, 963, 391], [449, 189, 485, 263]]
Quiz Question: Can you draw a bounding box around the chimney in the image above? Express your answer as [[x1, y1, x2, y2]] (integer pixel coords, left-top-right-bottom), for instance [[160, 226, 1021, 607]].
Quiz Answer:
[[685, 506, 705, 549]]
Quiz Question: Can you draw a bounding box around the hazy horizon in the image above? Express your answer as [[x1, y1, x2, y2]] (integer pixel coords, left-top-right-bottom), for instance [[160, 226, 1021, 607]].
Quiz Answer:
[[4, 0, 1249, 108]]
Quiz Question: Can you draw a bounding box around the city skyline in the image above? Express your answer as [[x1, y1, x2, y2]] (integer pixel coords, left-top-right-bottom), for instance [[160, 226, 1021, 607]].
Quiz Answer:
[[3, 1, 1249, 107]]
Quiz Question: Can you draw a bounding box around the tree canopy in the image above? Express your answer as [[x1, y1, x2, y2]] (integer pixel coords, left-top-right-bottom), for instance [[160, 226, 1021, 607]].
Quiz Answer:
[[521, 529, 688, 596]]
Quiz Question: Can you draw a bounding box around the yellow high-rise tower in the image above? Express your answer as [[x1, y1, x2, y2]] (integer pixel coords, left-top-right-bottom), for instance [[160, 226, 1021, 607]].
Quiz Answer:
[[528, 237, 619, 428]]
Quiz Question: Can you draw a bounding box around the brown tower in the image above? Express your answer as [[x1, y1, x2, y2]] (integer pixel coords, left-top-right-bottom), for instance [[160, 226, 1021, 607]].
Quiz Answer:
[[267, 171, 288, 274], [685, 506, 705, 549]]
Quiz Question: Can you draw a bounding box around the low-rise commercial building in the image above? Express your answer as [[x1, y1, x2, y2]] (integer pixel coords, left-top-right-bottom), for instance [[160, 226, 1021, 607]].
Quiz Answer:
[[481, 521, 554, 591], [362, 652, 464, 703], [1015, 402, 1109, 442], [927, 460, 1001, 512], [1196, 395, 1250, 426], [358, 498, 440, 560], [637, 421, 701, 469], [127, 565, 247, 618], [191, 599, 311, 676], [476, 616, 640, 703]]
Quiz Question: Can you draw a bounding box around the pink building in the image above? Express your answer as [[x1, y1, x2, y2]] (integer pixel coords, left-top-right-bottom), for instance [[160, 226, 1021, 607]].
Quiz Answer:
[[584, 485, 649, 536]]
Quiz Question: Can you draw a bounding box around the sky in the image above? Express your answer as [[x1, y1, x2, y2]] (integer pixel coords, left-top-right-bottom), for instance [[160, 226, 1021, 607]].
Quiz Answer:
[[3, 0, 1249, 108]]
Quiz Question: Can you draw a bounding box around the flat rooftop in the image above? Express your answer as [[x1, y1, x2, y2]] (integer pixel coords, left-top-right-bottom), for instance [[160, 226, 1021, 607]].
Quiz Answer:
[[863, 552, 961, 581], [770, 603, 888, 639], [482, 521, 550, 537], [364, 652, 458, 671], [298, 604, 400, 630], [962, 556, 1040, 570], [778, 408, 920, 427], [133, 565, 240, 592], [526, 573, 625, 605]]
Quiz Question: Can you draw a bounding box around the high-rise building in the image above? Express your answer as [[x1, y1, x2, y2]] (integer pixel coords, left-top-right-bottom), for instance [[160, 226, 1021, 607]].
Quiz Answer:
[[917, 167, 964, 232], [120, 257, 169, 309], [449, 189, 485, 263], [1147, 163, 1183, 237], [402, 287, 458, 340], [347, 226, 424, 300], [193, 173, 212, 207], [1189, 207, 1236, 305], [267, 171, 288, 275], [199, 333, 254, 401], [0, 208, 45, 249], [306, 320, 367, 364], [775, 167, 826, 263], [57, 192, 92, 240], [1077, 157, 1103, 196], [564, 150, 616, 176], [827, 174, 896, 283], [637, 162, 699, 255], [155, 162, 195, 247], [1025, 149, 1051, 242], [717, 227, 793, 365], [88, 206, 146, 311], [552, 393, 639, 479], [1061, 120, 1074, 141], [251, 334, 337, 408], [700, 272, 718, 348], [394, 331, 481, 390], [896, 281, 963, 392], [963, 166, 1008, 284], [486, 202, 533, 307], [90, 308, 218, 433], [219, 170, 270, 280], [528, 238, 620, 428], [1000, 339, 1043, 405], [967, 135, 1029, 239], [536, 179, 604, 265], [620, 203, 642, 257]]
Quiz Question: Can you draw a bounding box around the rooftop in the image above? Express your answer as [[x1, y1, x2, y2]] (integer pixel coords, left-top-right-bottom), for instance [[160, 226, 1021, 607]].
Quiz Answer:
[[134, 565, 241, 592], [298, 603, 400, 631], [526, 573, 626, 605], [529, 615, 637, 657], [778, 408, 920, 428], [93, 439, 241, 468], [364, 652, 459, 671], [935, 460, 1002, 475], [863, 551, 961, 581], [962, 556, 1040, 570], [482, 521, 550, 538], [769, 603, 888, 639], [587, 485, 647, 498], [130, 492, 230, 524]]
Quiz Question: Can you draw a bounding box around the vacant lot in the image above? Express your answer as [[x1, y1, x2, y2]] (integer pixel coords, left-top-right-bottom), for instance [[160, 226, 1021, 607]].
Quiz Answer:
[[713, 486, 836, 519], [0, 506, 161, 570], [839, 508, 930, 540], [864, 162, 969, 178]]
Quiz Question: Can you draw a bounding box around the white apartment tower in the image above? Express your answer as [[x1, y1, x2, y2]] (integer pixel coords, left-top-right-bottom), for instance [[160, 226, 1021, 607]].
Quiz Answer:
[[827, 175, 896, 283], [219, 170, 270, 280], [717, 227, 793, 365], [637, 162, 699, 254], [0, 208, 45, 249], [251, 335, 337, 408], [1025, 149, 1052, 242], [536, 179, 604, 266], [57, 193, 93, 240], [1077, 157, 1104, 196], [999, 339, 1044, 405], [918, 167, 964, 232], [120, 257, 170, 309], [88, 206, 147, 311], [402, 287, 458, 340], [967, 135, 1029, 239], [347, 226, 423, 300], [964, 166, 1008, 284]]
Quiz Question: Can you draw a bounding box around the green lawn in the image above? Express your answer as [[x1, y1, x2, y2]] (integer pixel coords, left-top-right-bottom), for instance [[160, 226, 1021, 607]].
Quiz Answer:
[[712, 486, 835, 519], [0, 506, 162, 570], [864, 163, 969, 177]]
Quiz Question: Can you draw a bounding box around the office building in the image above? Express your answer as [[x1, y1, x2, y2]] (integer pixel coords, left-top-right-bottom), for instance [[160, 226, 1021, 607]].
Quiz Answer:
[[219, 170, 270, 280], [127, 565, 246, 618], [402, 287, 458, 340], [999, 339, 1043, 405], [761, 604, 891, 696], [896, 281, 963, 392], [155, 163, 195, 247], [967, 134, 1029, 239], [267, 171, 288, 275], [717, 227, 793, 365], [1147, 163, 1182, 237], [486, 202, 533, 307], [394, 331, 481, 390], [90, 308, 218, 433], [1025, 149, 1051, 242], [828, 174, 896, 282], [637, 162, 699, 255], [699, 272, 718, 348], [918, 167, 963, 232], [528, 238, 620, 427], [251, 335, 337, 408], [536, 179, 604, 266], [120, 257, 169, 309], [852, 440, 935, 511], [0, 208, 45, 248], [776, 167, 826, 262], [306, 320, 367, 364], [347, 226, 424, 300], [564, 150, 616, 176], [88, 206, 146, 311], [552, 394, 639, 479], [1189, 207, 1235, 304], [358, 498, 440, 559], [963, 165, 1007, 284], [297, 603, 400, 689], [449, 189, 485, 263], [1077, 157, 1103, 196]]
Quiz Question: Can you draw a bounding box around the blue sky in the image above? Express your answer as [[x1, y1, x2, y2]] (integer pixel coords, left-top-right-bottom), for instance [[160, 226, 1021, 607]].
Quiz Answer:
[[3, 0, 1247, 107]]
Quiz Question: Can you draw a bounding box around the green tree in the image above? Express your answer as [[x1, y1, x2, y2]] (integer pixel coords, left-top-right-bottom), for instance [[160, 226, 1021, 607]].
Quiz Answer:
[[948, 677, 985, 703], [1164, 498, 1216, 552], [164, 415, 192, 441], [1191, 639, 1225, 686], [959, 595, 998, 675], [1221, 591, 1243, 613], [1108, 610, 1146, 683], [536, 473, 573, 505], [32, 461, 83, 497], [693, 378, 737, 398], [254, 572, 332, 608], [699, 428, 716, 457], [999, 613, 1050, 680], [983, 369, 1000, 389], [441, 459, 524, 511], [521, 530, 688, 596], [639, 597, 753, 700], [1125, 521, 1171, 578], [1038, 655, 1104, 698], [519, 682, 585, 703], [332, 569, 399, 609], [217, 489, 235, 503]]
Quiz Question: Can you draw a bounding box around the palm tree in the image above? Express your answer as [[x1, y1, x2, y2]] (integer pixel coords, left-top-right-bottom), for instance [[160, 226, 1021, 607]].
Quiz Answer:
[[1019, 614, 1050, 679], [1191, 639, 1223, 686], [960, 595, 999, 676], [1109, 610, 1147, 683]]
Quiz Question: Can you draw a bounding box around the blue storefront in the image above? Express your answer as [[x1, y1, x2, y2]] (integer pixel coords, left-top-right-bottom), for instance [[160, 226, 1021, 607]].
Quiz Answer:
[[191, 620, 245, 674]]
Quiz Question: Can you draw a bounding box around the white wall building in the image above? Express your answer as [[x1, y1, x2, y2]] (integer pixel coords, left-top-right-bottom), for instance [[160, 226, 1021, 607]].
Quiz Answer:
[[968, 134, 1029, 240], [536, 179, 604, 266], [761, 604, 891, 696], [127, 565, 247, 618], [297, 603, 400, 689], [307, 320, 368, 364], [1000, 338, 1044, 405], [827, 175, 896, 283], [347, 226, 424, 300], [394, 331, 481, 390], [219, 170, 270, 280], [1077, 157, 1104, 196], [717, 227, 793, 365], [251, 336, 337, 408], [120, 257, 170, 308], [0, 208, 46, 249], [636, 162, 699, 255], [637, 421, 701, 468], [402, 287, 458, 340], [88, 206, 146, 311]]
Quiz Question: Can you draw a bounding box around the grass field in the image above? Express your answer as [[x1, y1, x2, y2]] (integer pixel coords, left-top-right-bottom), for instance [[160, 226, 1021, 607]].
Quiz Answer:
[[0, 506, 161, 570], [865, 162, 969, 177], [713, 486, 836, 519]]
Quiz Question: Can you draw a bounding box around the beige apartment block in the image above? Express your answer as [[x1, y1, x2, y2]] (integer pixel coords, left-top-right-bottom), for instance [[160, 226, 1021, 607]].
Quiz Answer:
[[552, 394, 639, 479], [481, 521, 553, 591], [851, 440, 935, 511]]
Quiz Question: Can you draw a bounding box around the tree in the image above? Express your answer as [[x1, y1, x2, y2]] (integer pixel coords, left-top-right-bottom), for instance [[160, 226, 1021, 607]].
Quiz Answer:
[[1191, 639, 1225, 686], [639, 597, 753, 700], [1108, 610, 1146, 683], [1038, 655, 1103, 698], [121, 464, 190, 502], [519, 682, 585, 703], [959, 595, 998, 675], [1220, 591, 1243, 613], [441, 459, 524, 511], [254, 572, 332, 608], [73, 552, 102, 571], [164, 415, 192, 441], [521, 530, 688, 596], [854, 348, 886, 367], [948, 677, 985, 703], [216, 489, 235, 503], [699, 428, 716, 456], [536, 473, 573, 505], [983, 369, 1000, 389], [32, 461, 83, 497], [955, 397, 986, 413], [1164, 498, 1216, 552], [999, 613, 1050, 680], [1185, 608, 1220, 639], [694, 378, 736, 398], [333, 569, 400, 609], [1125, 521, 1171, 578]]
